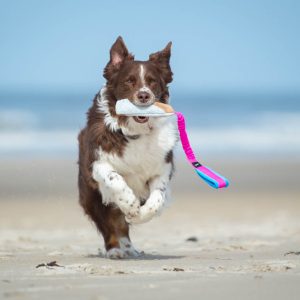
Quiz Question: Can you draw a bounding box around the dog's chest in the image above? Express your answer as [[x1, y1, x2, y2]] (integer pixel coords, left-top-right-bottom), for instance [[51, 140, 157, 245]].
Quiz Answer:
[[101, 120, 177, 197], [114, 121, 176, 177]]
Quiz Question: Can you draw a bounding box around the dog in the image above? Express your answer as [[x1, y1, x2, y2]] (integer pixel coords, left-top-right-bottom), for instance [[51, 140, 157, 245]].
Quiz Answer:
[[78, 36, 177, 259]]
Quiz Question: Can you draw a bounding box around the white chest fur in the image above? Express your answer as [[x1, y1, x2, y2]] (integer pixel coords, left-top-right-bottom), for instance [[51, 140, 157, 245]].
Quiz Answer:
[[99, 116, 178, 199]]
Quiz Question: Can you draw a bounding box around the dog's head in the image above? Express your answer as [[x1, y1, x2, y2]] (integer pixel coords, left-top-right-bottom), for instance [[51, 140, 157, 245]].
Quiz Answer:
[[102, 36, 173, 127]]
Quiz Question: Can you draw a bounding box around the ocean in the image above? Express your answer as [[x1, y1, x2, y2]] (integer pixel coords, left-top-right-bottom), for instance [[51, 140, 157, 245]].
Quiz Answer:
[[1, 89, 300, 159]]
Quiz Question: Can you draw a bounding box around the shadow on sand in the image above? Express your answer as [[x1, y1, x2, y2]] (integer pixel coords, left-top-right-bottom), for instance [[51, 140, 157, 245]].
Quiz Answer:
[[86, 252, 184, 261]]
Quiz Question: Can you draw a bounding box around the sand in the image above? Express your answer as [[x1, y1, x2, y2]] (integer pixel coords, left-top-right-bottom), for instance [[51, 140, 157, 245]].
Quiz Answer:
[[0, 157, 300, 300]]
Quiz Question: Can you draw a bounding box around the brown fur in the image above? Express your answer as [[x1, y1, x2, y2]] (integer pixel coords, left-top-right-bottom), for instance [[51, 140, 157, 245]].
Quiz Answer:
[[78, 94, 129, 250], [78, 36, 173, 252]]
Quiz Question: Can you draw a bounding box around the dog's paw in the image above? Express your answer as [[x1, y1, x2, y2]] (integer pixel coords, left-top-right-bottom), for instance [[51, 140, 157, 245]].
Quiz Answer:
[[101, 181, 141, 216], [125, 248, 144, 257], [106, 248, 126, 259], [106, 245, 144, 259], [119, 237, 144, 257], [126, 190, 165, 224], [124, 201, 144, 224], [125, 214, 143, 224], [112, 184, 141, 217], [116, 189, 140, 217]]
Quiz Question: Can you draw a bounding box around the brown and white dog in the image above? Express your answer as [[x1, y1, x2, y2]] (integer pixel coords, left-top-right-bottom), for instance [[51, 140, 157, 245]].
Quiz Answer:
[[78, 36, 177, 258]]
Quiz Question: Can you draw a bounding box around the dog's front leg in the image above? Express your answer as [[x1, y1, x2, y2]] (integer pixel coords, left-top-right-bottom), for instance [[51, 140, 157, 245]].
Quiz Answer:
[[126, 163, 172, 224], [92, 161, 140, 217]]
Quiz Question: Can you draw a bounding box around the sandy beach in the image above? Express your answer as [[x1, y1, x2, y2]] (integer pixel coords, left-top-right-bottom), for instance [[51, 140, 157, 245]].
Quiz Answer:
[[0, 157, 300, 299]]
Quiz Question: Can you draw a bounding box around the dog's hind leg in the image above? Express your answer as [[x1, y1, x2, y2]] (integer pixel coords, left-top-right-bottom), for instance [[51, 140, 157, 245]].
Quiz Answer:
[[101, 207, 142, 259], [79, 175, 141, 259]]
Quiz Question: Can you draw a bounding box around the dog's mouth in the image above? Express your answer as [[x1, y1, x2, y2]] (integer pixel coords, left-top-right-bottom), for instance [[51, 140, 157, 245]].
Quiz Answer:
[[133, 116, 149, 123]]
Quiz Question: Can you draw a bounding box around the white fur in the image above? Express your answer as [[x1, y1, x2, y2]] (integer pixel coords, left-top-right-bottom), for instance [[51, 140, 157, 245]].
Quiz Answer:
[[119, 237, 141, 257], [106, 248, 125, 259], [93, 87, 178, 223], [97, 87, 119, 132], [92, 160, 140, 218], [106, 237, 142, 259], [125, 163, 172, 224], [140, 64, 146, 86], [138, 64, 155, 100]]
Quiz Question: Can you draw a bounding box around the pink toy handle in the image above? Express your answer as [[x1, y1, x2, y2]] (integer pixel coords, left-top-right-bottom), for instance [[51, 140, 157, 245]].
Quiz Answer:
[[175, 112, 229, 189]]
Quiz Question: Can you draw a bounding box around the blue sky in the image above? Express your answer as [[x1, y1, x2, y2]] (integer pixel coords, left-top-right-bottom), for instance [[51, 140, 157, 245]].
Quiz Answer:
[[0, 0, 299, 92]]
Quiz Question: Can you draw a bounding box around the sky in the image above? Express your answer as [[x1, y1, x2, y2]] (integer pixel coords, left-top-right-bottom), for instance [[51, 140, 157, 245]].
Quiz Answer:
[[0, 0, 299, 92]]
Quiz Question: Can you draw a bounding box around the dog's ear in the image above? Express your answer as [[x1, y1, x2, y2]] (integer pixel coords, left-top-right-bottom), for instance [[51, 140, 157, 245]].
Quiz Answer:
[[103, 36, 134, 80], [149, 42, 173, 84]]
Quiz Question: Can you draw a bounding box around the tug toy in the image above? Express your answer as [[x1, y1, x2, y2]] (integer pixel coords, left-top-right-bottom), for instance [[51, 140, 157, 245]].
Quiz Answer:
[[116, 99, 229, 189]]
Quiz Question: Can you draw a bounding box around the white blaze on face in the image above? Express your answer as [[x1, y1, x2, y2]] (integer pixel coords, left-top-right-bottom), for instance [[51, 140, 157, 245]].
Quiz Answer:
[[140, 64, 146, 87], [138, 64, 155, 97]]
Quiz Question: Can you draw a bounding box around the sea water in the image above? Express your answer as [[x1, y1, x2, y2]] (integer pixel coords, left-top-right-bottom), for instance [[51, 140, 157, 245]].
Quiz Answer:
[[0, 89, 299, 158]]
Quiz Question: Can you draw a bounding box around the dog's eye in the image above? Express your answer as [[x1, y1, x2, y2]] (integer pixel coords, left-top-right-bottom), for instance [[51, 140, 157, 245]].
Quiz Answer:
[[148, 78, 157, 84], [125, 77, 135, 85]]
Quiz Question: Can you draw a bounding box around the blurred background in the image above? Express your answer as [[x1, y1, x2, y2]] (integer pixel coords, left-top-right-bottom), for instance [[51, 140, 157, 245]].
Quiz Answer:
[[1, 0, 299, 159], [1, 2, 300, 296]]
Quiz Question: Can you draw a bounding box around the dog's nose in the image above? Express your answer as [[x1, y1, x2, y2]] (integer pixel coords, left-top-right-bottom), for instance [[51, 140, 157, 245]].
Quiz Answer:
[[137, 91, 150, 104]]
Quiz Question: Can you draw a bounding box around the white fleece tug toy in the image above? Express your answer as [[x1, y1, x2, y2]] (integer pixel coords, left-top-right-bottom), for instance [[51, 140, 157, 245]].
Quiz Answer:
[[116, 99, 174, 116]]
